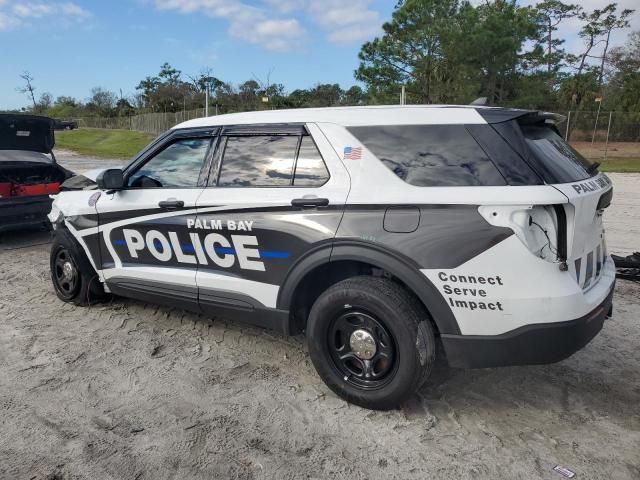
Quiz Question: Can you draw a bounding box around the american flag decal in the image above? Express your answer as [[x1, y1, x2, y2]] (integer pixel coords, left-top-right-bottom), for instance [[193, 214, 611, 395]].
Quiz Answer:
[[343, 146, 362, 160]]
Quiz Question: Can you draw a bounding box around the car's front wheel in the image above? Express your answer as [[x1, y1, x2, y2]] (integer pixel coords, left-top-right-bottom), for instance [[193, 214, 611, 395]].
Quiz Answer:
[[307, 276, 436, 410], [50, 229, 106, 306]]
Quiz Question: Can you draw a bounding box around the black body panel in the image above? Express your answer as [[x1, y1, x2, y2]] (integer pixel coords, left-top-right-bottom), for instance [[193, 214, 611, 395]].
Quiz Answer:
[[336, 205, 513, 270], [441, 284, 615, 368], [475, 108, 532, 124], [107, 277, 199, 312], [106, 277, 290, 334], [0, 195, 52, 232]]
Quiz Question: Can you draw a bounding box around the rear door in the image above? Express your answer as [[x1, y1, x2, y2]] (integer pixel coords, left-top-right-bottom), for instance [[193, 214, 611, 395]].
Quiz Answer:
[[194, 123, 350, 325], [96, 129, 217, 309]]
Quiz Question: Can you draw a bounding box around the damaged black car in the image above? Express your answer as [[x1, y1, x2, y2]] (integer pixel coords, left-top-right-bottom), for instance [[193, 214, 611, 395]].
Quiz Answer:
[[0, 114, 73, 232]]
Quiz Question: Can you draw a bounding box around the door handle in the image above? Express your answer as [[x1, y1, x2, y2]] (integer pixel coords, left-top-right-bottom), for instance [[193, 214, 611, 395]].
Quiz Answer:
[[291, 197, 329, 208], [158, 199, 184, 210]]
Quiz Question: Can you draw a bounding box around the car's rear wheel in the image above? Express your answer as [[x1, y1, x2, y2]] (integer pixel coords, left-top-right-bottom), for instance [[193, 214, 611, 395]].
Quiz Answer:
[[307, 276, 436, 410], [50, 229, 107, 306]]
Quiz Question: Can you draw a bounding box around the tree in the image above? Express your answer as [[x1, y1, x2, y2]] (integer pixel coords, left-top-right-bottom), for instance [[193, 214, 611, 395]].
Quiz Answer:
[[86, 87, 117, 116], [533, 0, 580, 75], [606, 30, 640, 112], [17, 71, 37, 110], [463, 0, 540, 104], [343, 86, 366, 105], [136, 76, 161, 108], [356, 0, 469, 104], [37, 92, 53, 112], [158, 62, 181, 85]]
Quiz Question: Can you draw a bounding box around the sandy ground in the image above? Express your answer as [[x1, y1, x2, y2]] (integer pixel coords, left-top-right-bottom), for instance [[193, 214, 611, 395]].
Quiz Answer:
[[0, 155, 638, 480]]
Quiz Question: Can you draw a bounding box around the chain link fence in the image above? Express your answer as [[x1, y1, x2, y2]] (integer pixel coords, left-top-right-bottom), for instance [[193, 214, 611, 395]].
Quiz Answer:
[[77, 109, 208, 135], [557, 111, 640, 162], [561, 111, 640, 143]]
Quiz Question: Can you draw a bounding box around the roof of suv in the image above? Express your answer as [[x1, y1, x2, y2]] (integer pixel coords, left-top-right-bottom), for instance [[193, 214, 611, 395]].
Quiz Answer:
[[174, 105, 541, 130]]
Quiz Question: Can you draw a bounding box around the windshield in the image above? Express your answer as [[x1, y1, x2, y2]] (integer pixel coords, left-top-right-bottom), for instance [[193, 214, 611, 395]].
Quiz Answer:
[[521, 124, 595, 184]]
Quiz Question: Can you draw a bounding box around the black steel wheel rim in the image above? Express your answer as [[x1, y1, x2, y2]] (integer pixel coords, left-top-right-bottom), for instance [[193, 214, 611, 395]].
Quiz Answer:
[[53, 247, 79, 299], [327, 309, 397, 390]]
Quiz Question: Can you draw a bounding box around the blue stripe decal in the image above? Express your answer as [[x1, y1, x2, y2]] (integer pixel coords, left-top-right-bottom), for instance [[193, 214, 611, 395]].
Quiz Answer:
[[213, 247, 236, 255], [259, 250, 290, 259]]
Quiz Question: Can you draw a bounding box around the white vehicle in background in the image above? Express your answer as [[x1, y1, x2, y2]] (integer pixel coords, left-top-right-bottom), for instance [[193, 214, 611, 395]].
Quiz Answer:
[[47, 106, 615, 409]]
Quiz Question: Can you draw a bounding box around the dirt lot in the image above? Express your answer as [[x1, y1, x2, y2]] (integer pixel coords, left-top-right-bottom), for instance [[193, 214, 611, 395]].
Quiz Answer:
[[572, 141, 640, 160], [0, 154, 638, 480]]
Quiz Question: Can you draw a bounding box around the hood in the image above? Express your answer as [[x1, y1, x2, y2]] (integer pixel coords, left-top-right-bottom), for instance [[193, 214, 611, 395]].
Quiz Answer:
[[0, 114, 55, 153]]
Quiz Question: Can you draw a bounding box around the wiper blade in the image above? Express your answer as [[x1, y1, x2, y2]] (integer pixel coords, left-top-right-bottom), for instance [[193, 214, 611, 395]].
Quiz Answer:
[[587, 161, 601, 174]]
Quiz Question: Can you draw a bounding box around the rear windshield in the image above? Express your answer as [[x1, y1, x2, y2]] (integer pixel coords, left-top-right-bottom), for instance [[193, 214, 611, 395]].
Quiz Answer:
[[347, 125, 506, 187], [520, 125, 595, 184]]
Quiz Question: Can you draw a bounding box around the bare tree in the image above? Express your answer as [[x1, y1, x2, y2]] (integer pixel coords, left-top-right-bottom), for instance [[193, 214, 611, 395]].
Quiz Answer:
[[17, 71, 37, 111]]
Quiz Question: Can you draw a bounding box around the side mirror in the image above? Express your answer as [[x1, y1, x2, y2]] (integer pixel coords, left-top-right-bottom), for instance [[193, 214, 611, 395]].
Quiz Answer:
[[96, 169, 124, 191]]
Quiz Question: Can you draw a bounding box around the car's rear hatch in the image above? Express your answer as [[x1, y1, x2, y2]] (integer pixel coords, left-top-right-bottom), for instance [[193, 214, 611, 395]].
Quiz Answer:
[[0, 115, 70, 200], [494, 112, 613, 291]]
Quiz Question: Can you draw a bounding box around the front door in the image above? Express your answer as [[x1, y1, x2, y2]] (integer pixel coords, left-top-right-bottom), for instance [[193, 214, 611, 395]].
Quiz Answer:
[[96, 133, 216, 309], [194, 123, 350, 328]]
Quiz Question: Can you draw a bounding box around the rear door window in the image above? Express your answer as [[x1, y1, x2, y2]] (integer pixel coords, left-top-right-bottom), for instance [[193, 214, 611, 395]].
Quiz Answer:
[[348, 125, 506, 187], [520, 125, 594, 184], [215, 134, 330, 187], [218, 135, 298, 187]]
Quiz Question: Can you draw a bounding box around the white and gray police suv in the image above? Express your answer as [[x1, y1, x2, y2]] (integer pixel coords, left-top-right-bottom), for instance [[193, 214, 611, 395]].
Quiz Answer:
[[49, 106, 615, 409]]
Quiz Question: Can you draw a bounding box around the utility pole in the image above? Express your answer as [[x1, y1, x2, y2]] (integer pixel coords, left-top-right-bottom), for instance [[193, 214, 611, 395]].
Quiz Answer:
[[591, 97, 602, 145], [604, 112, 613, 161], [205, 86, 209, 117]]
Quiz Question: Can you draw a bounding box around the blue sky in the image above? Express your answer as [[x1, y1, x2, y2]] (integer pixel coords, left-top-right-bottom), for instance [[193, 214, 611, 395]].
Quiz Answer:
[[1, 0, 637, 110], [1, 0, 394, 110]]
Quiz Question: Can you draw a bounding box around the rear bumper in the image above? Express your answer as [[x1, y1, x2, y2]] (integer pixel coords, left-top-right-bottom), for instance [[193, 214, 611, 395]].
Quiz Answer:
[[0, 195, 52, 232], [441, 283, 615, 368]]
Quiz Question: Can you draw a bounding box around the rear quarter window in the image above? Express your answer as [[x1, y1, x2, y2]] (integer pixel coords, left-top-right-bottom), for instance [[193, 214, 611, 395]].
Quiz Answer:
[[520, 125, 594, 184], [347, 125, 506, 187]]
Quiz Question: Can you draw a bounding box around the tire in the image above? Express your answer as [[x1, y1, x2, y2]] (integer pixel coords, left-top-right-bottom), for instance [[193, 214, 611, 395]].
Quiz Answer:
[[50, 229, 107, 306], [307, 276, 436, 410]]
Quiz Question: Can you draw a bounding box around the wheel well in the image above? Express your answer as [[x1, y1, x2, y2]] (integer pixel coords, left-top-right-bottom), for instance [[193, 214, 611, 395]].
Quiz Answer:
[[288, 260, 440, 336]]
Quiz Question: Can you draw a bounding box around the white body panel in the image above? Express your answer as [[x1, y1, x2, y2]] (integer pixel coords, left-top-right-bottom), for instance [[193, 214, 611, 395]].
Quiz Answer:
[[422, 236, 615, 335]]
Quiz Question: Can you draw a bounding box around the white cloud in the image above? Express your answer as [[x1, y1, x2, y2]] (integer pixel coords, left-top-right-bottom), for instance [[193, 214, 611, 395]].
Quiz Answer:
[[307, 0, 383, 44], [0, 1, 91, 31], [154, 0, 307, 52], [262, 0, 304, 14], [151, 0, 384, 51]]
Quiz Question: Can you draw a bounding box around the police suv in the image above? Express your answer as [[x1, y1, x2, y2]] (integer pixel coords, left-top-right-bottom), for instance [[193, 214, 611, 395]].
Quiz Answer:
[[49, 106, 615, 409]]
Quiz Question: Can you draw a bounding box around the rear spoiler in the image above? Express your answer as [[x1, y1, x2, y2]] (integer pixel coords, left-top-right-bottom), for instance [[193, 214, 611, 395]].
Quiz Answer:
[[476, 108, 566, 126]]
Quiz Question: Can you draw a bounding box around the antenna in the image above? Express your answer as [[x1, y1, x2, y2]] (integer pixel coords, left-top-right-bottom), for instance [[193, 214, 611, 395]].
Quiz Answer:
[[470, 97, 488, 106]]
